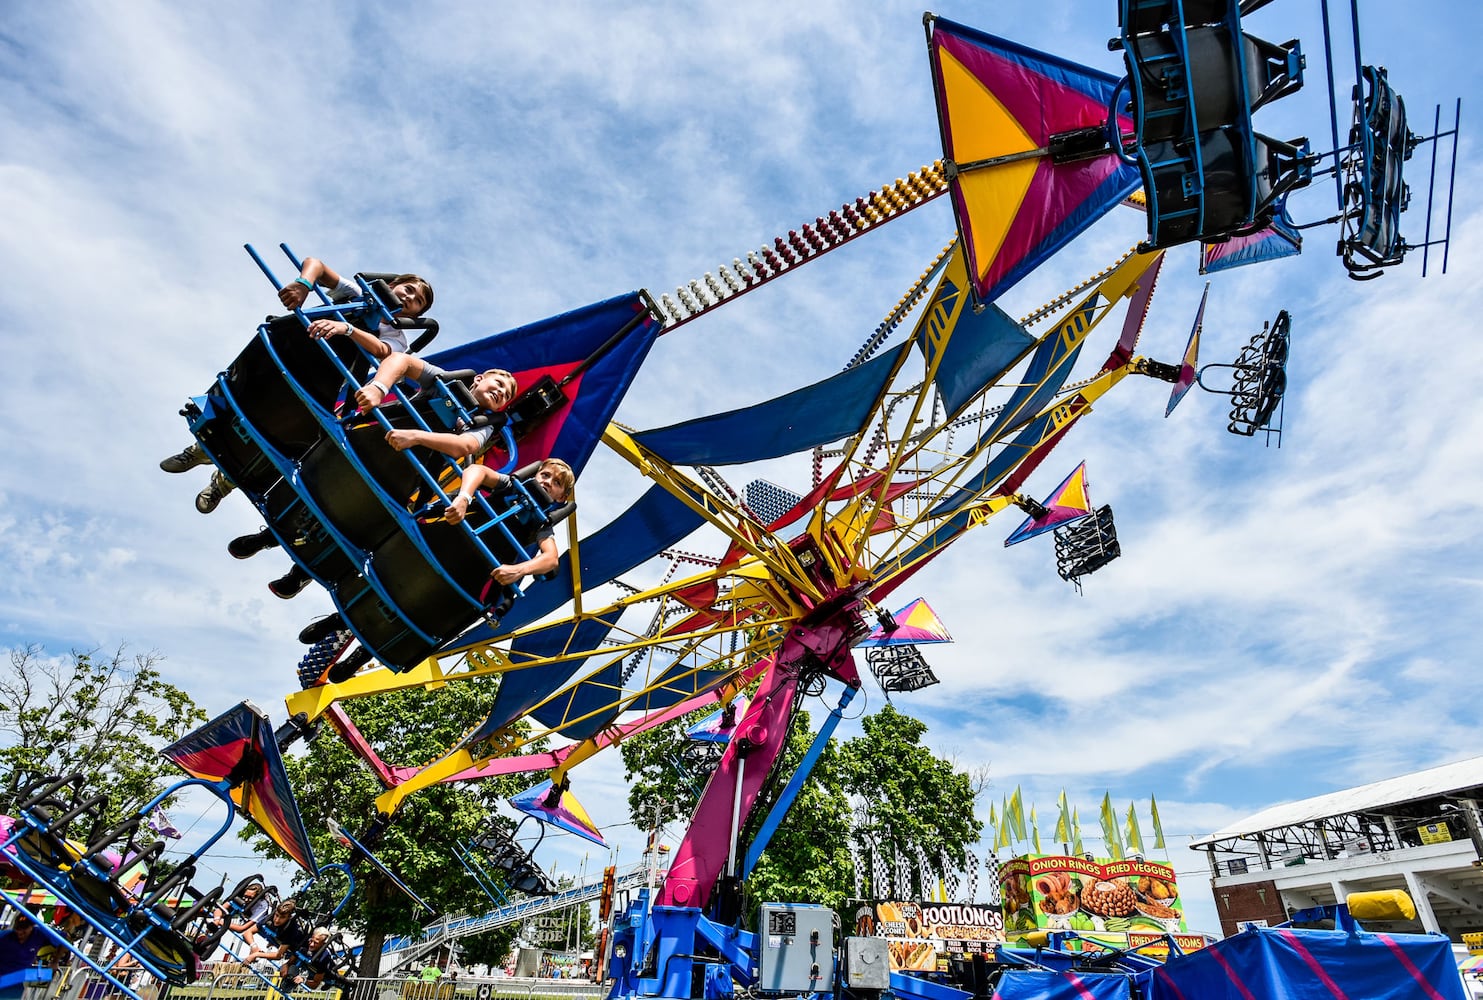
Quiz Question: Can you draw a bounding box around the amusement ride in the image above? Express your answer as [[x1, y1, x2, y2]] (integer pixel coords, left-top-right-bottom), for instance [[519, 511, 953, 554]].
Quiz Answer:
[[0, 3, 1466, 1000]]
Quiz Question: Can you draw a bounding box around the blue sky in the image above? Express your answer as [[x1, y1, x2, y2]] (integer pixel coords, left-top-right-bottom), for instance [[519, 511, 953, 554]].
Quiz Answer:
[[1, 1, 1480, 939]]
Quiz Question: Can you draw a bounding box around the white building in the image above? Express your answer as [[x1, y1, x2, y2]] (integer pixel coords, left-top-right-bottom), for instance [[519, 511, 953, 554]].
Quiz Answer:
[[1191, 756, 1483, 939]]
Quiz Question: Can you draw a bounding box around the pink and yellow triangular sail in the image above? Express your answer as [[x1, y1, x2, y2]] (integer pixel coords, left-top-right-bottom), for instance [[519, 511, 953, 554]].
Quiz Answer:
[[1004, 462, 1094, 547], [857, 597, 953, 647], [1166, 283, 1208, 417], [927, 16, 1142, 304]]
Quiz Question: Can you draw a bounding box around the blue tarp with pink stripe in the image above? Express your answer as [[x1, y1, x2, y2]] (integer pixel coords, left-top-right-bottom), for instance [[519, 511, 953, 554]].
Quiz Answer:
[[995, 969, 1131, 1000], [1147, 925, 1466, 1000]]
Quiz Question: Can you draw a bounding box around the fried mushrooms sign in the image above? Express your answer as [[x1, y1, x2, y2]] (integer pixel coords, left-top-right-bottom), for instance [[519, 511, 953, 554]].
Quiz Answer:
[[849, 900, 1005, 971]]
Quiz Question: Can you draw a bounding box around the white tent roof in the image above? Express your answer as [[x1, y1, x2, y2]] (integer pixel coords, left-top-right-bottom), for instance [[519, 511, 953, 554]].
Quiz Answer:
[[1191, 755, 1483, 848]]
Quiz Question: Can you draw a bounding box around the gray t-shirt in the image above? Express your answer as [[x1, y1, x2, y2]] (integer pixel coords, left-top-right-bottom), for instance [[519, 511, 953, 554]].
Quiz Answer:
[[415, 362, 498, 451], [330, 276, 410, 354]]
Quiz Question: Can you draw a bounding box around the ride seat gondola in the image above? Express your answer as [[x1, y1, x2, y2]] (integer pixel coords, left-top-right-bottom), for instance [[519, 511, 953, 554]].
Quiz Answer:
[[1116, 0, 1311, 249]]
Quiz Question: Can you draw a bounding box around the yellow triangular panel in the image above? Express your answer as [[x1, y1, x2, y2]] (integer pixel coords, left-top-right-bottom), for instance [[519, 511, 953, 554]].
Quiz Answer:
[[939, 48, 1039, 285]]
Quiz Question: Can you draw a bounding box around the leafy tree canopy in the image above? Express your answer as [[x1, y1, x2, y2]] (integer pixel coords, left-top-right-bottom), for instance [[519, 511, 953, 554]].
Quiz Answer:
[[0, 644, 206, 826]]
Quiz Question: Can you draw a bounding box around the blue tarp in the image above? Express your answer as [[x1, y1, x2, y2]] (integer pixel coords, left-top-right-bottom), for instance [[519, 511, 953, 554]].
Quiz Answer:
[[466, 617, 615, 744], [424, 292, 659, 478], [973, 304, 1092, 445], [1148, 925, 1467, 1000], [997, 969, 1131, 1000], [526, 652, 737, 742]]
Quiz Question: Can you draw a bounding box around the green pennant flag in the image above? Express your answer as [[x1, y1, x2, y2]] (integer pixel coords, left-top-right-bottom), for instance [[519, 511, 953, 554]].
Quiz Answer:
[[1030, 805, 1041, 854], [1071, 807, 1084, 856], [1053, 790, 1071, 844], [1125, 800, 1146, 857], [1150, 796, 1166, 850], [1100, 792, 1124, 860], [989, 802, 998, 828]]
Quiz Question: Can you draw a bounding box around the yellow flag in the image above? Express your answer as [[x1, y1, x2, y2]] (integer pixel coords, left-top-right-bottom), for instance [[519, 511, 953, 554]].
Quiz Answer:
[[1100, 792, 1124, 860], [1125, 801, 1145, 856], [1010, 786, 1028, 841], [1150, 796, 1166, 850], [1053, 790, 1071, 844], [1071, 808, 1084, 856], [989, 802, 998, 828], [1030, 805, 1041, 854]]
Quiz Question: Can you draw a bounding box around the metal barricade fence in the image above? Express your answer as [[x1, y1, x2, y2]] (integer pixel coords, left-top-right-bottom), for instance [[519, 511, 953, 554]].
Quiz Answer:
[[46, 966, 603, 1000], [341, 976, 603, 1000]]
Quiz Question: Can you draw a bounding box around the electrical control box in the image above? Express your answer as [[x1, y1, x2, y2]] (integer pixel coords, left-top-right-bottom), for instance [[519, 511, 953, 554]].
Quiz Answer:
[[757, 902, 835, 994], [842, 936, 890, 990]]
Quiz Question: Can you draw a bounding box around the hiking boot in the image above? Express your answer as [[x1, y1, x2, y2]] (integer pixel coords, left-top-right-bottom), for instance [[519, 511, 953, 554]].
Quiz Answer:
[[195, 471, 235, 514], [160, 443, 210, 474], [298, 614, 347, 645], [228, 528, 277, 560], [326, 647, 372, 683], [268, 565, 313, 599]]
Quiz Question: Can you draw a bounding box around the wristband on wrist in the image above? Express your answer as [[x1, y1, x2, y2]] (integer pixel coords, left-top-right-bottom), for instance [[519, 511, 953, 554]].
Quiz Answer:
[[456, 493, 473, 504], [371, 381, 389, 395], [294, 276, 314, 290]]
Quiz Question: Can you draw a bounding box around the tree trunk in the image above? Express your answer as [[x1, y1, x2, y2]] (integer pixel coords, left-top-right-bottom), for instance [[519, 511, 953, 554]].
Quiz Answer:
[[358, 877, 390, 979]]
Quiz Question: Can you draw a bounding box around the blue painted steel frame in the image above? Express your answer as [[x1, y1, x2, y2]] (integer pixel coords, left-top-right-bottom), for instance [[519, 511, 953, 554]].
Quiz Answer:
[[0, 777, 238, 993]]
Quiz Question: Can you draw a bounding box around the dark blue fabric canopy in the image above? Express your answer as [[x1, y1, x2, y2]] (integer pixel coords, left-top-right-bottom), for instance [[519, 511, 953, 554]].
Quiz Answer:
[[631, 344, 910, 466]]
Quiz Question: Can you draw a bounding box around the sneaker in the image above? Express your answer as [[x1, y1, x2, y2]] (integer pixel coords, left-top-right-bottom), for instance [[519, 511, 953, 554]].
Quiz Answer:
[[228, 528, 277, 560], [268, 565, 313, 599], [194, 471, 235, 514], [326, 647, 371, 683], [160, 443, 209, 474], [298, 614, 347, 645]]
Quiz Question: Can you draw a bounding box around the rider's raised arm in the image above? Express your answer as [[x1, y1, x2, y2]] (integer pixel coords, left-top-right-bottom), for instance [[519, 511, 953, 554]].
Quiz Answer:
[[277, 257, 347, 311]]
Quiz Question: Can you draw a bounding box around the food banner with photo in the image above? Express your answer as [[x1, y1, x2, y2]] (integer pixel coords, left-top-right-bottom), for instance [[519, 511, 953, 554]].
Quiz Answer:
[[999, 854, 1187, 936], [849, 899, 1006, 971]]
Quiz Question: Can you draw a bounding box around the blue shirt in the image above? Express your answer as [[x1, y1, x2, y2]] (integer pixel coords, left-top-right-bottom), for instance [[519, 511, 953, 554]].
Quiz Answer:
[[0, 927, 43, 975]]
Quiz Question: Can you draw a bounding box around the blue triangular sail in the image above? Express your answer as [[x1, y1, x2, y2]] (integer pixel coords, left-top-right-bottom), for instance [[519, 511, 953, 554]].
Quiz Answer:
[[424, 293, 660, 477]]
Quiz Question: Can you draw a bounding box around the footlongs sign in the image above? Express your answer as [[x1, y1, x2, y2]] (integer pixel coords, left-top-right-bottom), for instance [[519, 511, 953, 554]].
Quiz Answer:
[[849, 899, 1005, 971], [999, 854, 1186, 935]]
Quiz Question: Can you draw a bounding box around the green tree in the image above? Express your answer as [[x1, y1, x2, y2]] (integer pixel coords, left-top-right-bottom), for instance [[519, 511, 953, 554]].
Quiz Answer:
[[840, 703, 983, 900], [0, 644, 206, 825], [240, 679, 542, 978], [458, 925, 517, 972]]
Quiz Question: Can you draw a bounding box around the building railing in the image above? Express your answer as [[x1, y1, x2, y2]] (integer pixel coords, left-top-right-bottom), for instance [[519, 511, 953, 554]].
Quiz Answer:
[[1209, 806, 1482, 878]]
